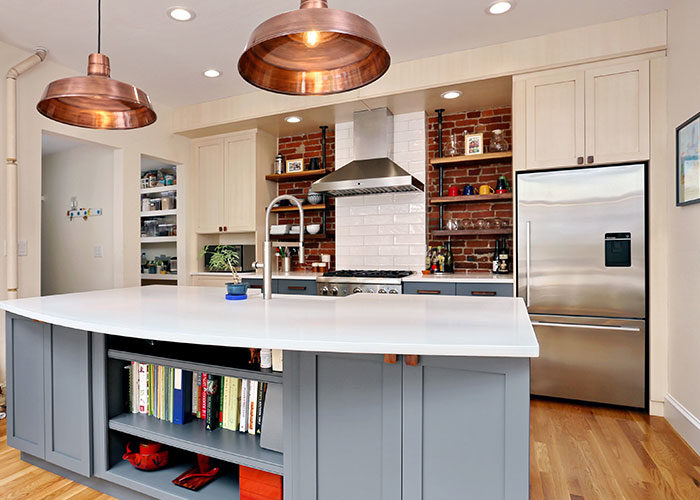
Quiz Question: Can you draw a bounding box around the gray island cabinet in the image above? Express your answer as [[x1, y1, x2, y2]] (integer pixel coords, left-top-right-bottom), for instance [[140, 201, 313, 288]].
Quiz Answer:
[[1, 285, 537, 500]]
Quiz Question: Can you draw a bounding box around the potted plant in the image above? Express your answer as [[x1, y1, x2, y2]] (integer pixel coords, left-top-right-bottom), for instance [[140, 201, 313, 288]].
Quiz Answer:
[[200, 246, 249, 296]]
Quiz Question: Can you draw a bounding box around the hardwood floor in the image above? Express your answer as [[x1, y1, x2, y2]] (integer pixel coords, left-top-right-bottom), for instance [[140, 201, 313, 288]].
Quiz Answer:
[[1, 400, 699, 499]]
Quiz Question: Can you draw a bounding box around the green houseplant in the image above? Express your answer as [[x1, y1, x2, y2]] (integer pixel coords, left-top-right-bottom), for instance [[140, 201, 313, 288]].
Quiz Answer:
[[200, 246, 248, 296]]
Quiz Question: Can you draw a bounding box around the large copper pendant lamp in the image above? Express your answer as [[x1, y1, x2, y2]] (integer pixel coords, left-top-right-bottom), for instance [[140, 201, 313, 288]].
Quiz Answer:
[[238, 0, 390, 95], [37, 0, 156, 129]]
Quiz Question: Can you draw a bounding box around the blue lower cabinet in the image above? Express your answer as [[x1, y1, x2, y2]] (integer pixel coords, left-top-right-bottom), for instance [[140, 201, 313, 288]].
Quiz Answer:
[[455, 283, 513, 297], [277, 279, 316, 296], [242, 278, 278, 295], [402, 282, 456, 296]]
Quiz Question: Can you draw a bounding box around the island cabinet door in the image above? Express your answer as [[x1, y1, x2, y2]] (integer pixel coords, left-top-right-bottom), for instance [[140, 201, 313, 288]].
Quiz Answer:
[[6, 315, 47, 458], [285, 352, 402, 500], [401, 356, 530, 500], [44, 325, 92, 477]]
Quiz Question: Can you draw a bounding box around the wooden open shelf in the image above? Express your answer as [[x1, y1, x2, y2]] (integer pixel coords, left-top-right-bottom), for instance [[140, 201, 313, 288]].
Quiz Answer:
[[265, 168, 330, 182], [270, 203, 325, 213], [431, 228, 512, 237], [430, 193, 513, 204], [272, 232, 333, 240], [430, 151, 512, 166]]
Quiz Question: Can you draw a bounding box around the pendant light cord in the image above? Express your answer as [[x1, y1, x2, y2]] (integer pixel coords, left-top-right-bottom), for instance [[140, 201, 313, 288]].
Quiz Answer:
[[97, 0, 101, 53]]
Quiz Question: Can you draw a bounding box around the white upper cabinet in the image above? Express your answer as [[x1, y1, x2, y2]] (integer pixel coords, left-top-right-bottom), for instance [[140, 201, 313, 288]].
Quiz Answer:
[[194, 137, 225, 234], [584, 61, 650, 165], [223, 135, 256, 232], [516, 58, 651, 171]]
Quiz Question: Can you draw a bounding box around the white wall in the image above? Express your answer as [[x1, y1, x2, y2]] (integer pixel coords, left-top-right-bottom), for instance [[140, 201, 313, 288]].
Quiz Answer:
[[664, 0, 700, 453], [335, 112, 426, 270], [41, 143, 115, 295], [0, 40, 191, 382]]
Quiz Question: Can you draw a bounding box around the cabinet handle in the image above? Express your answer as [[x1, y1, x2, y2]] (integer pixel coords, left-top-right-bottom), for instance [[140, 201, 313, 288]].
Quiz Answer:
[[384, 354, 398, 364], [405, 355, 419, 366], [577, 156, 584, 165], [417, 289, 440, 294], [218, 226, 222, 232], [249, 285, 263, 289], [287, 286, 307, 291], [471, 290, 497, 296], [223, 226, 227, 232], [587, 155, 594, 164]]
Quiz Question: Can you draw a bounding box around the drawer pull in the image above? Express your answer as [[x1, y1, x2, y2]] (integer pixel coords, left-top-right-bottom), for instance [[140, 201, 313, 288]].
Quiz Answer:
[[417, 289, 441, 295], [405, 355, 419, 366], [287, 286, 307, 291], [471, 291, 497, 296], [249, 285, 263, 289], [384, 354, 398, 364]]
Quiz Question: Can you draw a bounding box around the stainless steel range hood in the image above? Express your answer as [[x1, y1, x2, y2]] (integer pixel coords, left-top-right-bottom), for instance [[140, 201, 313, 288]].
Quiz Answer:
[[312, 108, 424, 197]]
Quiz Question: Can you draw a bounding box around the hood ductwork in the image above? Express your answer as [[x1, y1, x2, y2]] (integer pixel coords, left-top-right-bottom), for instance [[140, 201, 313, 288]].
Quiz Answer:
[[312, 108, 424, 197]]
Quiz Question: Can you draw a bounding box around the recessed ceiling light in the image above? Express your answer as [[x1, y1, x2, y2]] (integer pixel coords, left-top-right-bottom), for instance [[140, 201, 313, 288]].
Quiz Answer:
[[441, 90, 462, 100], [487, 1, 513, 15], [203, 69, 221, 78], [167, 7, 195, 22], [285, 116, 302, 124]]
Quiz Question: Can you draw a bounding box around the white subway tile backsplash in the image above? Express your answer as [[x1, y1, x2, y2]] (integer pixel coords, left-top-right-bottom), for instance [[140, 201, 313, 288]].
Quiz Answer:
[[346, 225, 379, 236], [378, 204, 410, 215], [338, 235, 364, 246], [379, 245, 409, 256], [363, 214, 394, 225], [341, 216, 365, 226], [409, 224, 426, 234], [349, 205, 379, 216], [409, 203, 425, 213], [394, 233, 425, 245], [364, 235, 394, 246], [410, 245, 427, 255], [364, 256, 395, 267], [347, 245, 378, 256], [378, 224, 410, 235], [393, 255, 424, 268], [394, 213, 425, 224]]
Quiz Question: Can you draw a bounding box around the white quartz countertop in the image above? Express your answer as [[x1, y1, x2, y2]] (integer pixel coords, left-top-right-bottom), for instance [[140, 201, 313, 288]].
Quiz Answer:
[[402, 273, 514, 284], [192, 271, 319, 280], [0, 286, 537, 357]]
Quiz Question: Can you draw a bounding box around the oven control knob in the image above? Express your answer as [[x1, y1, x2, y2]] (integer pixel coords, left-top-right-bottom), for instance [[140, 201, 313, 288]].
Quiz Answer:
[[389, 289, 399, 294], [320, 287, 329, 296], [331, 287, 339, 296], [365, 289, 374, 293], [378, 288, 387, 294], [353, 287, 363, 294]]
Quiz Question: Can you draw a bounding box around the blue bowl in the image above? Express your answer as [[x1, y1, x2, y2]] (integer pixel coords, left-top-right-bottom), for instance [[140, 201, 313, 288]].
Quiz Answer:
[[226, 282, 249, 296]]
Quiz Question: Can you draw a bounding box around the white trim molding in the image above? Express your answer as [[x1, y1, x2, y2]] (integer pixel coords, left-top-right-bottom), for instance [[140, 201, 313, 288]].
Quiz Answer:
[[649, 400, 665, 417], [665, 394, 700, 455]]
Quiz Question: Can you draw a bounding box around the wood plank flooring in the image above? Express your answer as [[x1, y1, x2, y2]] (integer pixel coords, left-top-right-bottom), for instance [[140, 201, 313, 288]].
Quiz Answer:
[[1, 399, 699, 499]]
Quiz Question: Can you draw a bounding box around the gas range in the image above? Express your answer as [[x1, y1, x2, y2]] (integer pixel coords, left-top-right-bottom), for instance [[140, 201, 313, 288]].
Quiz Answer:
[[316, 270, 414, 296]]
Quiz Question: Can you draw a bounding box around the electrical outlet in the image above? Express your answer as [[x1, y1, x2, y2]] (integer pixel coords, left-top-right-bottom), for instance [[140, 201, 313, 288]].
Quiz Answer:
[[17, 240, 27, 256], [94, 245, 103, 258], [321, 254, 331, 263]]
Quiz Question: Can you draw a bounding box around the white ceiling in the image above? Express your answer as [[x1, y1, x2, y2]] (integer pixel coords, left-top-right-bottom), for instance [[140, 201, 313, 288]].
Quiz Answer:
[[1, 0, 668, 108]]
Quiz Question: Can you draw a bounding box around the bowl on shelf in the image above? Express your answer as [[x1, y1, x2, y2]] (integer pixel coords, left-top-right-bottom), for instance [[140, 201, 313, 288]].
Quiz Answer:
[[306, 224, 321, 234], [306, 191, 323, 205]]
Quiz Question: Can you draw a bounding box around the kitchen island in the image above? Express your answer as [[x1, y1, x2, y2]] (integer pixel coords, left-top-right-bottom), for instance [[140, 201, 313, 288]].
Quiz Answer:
[[1, 286, 537, 500]]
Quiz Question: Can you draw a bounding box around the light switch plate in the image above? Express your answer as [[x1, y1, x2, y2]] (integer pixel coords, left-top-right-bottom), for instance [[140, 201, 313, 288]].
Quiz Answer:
[[17, 240, 27, 257], [94, 245, 103, 258]]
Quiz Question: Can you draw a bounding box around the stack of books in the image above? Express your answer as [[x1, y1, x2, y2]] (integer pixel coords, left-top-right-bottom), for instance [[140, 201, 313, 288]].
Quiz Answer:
[[126, 361, 193, 425]]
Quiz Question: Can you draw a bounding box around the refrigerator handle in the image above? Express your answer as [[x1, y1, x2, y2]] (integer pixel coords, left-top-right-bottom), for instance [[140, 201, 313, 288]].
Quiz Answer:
[[525, 220, 531, 307], [531, 321, 641, 332]]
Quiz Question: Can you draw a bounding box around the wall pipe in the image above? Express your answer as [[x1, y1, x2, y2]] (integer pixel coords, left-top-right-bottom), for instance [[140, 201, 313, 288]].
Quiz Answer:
[[5, 48, 47, 299]]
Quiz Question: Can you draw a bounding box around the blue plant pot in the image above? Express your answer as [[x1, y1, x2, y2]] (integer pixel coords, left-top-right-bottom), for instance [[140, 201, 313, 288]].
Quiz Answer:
[[226, 282, 249, 296]]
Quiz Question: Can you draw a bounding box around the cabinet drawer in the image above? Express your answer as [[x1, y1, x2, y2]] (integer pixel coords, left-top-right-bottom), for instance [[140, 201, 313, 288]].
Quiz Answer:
[[455, 283, 513, 297], [242, 278, 279, 294], [402, 282, 456, 296], [277, 279, 315, 295]]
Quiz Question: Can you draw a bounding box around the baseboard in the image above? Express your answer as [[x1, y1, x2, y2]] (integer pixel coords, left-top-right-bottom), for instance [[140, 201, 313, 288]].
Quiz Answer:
[[665, 394, 700, 455]]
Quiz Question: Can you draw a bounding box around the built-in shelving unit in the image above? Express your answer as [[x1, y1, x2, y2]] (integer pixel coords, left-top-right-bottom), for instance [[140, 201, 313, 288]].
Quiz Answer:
[[429, 151, 512, 166], [430, 193, 513, 204], [140, 273, 178, 281], [141, 185, 179, 195], [265, 168, 329, 182]]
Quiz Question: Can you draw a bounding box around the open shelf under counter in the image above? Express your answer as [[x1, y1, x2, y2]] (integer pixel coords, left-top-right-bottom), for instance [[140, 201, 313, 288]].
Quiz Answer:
[[140, 185, 178, 195], [107, 349, 283, 385], [108, 413, 283, 475], [430, 193, 513, 204], [265, 168, 330, 182], [431, 228, 513, 237], [103, 457, 239, 500], [141, 209, 178, 217], [430, 151, 512, 166], [270, 203, 326, 213], [140, 273, 178, 281], [141, 236, 177, 243]]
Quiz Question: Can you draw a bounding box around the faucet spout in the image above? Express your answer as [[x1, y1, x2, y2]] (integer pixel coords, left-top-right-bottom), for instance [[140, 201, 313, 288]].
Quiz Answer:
[[261, 195, 305, 299]]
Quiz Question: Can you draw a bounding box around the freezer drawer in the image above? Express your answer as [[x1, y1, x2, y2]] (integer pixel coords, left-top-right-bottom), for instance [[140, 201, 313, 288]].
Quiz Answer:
[[530, 315, 645, 408]]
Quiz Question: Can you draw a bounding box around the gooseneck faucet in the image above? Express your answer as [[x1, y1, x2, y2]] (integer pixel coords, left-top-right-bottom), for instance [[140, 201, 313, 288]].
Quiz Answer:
[[254, 195, 304, 299]]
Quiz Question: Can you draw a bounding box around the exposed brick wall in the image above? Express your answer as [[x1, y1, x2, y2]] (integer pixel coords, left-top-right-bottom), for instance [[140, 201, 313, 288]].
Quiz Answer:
[[276, 130, 336, 272], [426, 107, 513, 271]]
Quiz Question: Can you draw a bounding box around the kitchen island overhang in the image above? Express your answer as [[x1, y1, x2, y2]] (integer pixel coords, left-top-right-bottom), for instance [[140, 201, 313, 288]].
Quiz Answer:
[[1, 286, 538, 500]]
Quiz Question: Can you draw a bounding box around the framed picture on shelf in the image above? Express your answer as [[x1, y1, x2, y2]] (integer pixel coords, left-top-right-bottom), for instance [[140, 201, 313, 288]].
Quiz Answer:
[[286, 158, 304, 173], [465, 133, 484, 156], [676, 111, 700, 206]]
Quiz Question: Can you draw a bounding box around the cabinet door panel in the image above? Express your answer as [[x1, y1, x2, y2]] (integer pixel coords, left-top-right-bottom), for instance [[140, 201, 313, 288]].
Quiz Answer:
[[45, 325, 92, 476], [6, 315, 46, 457], [526, 71, 585, 169], [402, 282, 456, 295], [223, 137, 255, 232], [287, 352, 402, 500], [455, 282, 513, 297], [585, 61, 650, 164], [402, 356, 530, 500], [195, 139, 225, 233]]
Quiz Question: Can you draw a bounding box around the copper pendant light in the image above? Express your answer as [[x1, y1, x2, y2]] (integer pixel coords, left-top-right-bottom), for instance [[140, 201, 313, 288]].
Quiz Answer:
[[238, 0, 390, 95], [37, 0, 156, 129]]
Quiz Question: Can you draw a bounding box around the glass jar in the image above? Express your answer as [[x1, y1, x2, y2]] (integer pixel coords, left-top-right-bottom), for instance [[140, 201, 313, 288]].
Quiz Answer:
[[489, 129, 509, 152], [444, 133, 459, 157]]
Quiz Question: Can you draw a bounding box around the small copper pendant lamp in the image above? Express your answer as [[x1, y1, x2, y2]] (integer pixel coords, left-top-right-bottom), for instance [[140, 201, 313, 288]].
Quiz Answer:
[[238, 0, 390, 95], [37, 0, 156, 129]]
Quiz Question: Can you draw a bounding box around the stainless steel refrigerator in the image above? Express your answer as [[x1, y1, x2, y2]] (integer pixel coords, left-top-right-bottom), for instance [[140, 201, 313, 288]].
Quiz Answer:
[[517, 164, 646, 408]]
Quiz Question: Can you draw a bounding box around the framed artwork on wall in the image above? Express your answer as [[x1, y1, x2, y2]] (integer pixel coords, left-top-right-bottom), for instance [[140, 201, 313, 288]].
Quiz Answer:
[[465, 133, 484, 156], [286, 158, 304, 173], [676, 111, 700, 206]]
